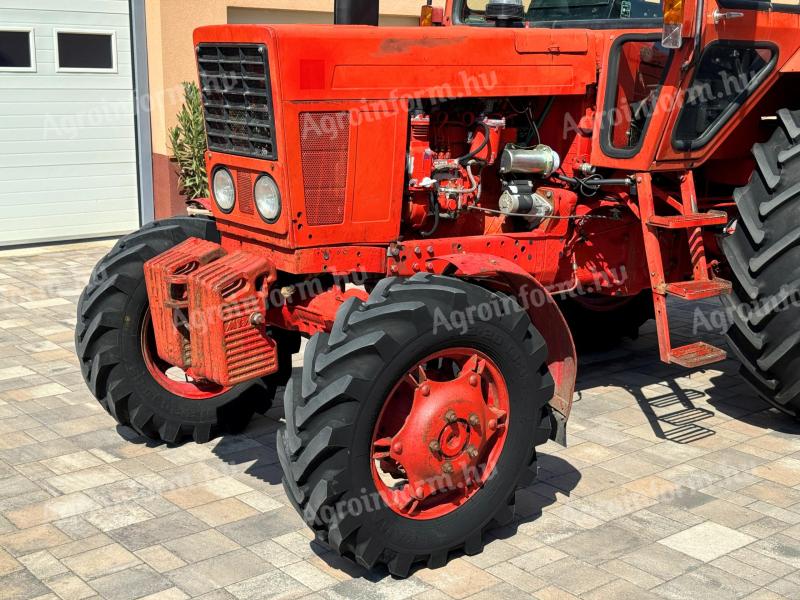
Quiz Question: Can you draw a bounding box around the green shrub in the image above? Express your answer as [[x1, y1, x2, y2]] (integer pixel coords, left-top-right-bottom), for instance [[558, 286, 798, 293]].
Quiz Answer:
[[169, 82, 208, 200]]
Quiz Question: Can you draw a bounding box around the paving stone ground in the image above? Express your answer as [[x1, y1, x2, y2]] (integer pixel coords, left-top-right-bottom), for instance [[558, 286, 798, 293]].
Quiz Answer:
[[1, 239, 799, 600]]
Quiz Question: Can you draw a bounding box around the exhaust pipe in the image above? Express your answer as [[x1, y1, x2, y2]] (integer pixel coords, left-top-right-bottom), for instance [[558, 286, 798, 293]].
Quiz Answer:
[[334, 0, 379, 25]]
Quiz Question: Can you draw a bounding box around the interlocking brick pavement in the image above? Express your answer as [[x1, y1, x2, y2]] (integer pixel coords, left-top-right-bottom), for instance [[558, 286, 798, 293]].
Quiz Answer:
[[1, 240, 799, 599]]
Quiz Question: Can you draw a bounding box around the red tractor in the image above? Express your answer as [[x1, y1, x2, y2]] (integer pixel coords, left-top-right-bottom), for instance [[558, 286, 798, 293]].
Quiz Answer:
[[77, 0, 800, 575]]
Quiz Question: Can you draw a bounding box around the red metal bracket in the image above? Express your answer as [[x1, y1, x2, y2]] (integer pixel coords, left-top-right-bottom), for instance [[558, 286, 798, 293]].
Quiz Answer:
[[637, 172, 729, 368]]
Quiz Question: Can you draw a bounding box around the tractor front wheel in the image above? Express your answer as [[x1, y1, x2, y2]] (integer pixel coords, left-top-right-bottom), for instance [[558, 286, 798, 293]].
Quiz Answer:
[[277, 274, 554, 576], [76, 217, 291, 444], [723, 109, 800, 418]]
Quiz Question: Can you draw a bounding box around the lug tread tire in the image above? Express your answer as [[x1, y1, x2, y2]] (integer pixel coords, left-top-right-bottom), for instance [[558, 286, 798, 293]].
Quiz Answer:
[[75, 217, 277, 444], [724, 109, 800, 417], [278, 274, 554, 577]]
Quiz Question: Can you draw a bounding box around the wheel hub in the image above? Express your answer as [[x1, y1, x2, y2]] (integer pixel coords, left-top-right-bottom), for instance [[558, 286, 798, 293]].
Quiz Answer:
[[372, 351, 509, 519]]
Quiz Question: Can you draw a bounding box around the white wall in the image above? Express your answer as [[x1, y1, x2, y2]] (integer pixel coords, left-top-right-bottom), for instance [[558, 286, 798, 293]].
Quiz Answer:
[[0, 0, 140, 246]]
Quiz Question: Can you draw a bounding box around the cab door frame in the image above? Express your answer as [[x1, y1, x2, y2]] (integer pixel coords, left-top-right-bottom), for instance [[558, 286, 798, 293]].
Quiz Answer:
[[589, 20, 699, 171], [654, 0, 799, 166]]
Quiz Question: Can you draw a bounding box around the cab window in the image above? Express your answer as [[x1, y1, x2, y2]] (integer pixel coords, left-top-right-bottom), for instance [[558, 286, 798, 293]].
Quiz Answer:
[[461, 0, 663, 25]]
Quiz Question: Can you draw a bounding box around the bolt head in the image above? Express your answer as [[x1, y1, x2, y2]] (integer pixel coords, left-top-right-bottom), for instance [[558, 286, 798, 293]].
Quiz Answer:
[[249, 313, 265, 327]]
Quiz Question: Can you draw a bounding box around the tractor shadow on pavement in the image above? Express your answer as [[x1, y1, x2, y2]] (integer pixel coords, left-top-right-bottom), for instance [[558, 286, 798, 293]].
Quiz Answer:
[[573, 330, 800, 445]]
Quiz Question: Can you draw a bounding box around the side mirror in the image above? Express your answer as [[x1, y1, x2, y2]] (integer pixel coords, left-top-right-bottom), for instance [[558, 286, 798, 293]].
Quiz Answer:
[[662, 0, 697, 49]]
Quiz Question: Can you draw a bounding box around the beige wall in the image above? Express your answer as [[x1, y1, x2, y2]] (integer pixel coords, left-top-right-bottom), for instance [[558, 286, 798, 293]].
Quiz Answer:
[[227, 7, 420, 26], [146, 0, 445, 156]]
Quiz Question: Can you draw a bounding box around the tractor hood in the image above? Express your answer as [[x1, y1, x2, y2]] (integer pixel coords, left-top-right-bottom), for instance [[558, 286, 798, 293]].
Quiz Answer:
[[194, 24, 600, 103]]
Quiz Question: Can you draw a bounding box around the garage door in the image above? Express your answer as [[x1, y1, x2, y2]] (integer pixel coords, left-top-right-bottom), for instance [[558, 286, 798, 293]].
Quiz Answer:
[[0, 1, 140, 247], [228, 7, 419, 27]]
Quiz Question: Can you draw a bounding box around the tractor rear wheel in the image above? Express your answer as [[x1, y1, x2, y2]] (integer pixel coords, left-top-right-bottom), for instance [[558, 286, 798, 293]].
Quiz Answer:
[[76, 217, 293, 444], [277, 274, 554, 576], [722, 108, 800, 418]]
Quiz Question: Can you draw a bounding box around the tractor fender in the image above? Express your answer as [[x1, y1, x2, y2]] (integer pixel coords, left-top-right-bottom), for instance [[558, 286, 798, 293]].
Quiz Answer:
[[430, 253, 576, 444], [190, 197, 213, 212]]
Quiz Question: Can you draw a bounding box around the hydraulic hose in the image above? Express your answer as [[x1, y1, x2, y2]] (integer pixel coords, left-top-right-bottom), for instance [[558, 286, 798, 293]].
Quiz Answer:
[[457, 121, 491, 166], [420, 189, 441, 238]]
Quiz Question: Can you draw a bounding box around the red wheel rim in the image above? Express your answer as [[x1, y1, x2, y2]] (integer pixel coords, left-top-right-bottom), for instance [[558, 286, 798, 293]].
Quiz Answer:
[[140, 311, 230, 400], [371, 349, 510, 520]]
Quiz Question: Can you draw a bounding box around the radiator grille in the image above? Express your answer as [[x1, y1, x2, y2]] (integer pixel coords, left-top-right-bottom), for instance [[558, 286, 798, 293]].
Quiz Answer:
[[300, 112, 350, 226], [197, 44, 277, 160]]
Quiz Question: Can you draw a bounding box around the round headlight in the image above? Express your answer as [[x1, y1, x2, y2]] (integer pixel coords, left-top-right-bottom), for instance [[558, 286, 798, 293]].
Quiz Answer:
[[212, 168, 235, 213], [254, 175, 281, 223]]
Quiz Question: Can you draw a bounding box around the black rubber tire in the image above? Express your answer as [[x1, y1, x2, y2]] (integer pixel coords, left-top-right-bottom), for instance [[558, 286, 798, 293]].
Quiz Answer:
[[75, 217, 292, 444], [277, 273, 554, 576], [722, 108, 800, 419], [557, 291, 654, 351]]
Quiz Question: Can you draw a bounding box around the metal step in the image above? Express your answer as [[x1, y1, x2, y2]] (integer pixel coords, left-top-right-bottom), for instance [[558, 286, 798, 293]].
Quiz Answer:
[[665, 278, 732, 301], [669, 342, 727, 368], [648, 210, 728, 229]]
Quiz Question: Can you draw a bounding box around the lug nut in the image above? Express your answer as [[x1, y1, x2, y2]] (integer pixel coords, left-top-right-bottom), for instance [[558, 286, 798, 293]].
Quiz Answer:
[[444, 409, 457, 424], [466, 445, 479, 459], [429, 440, 441, 453], [442, 462, 454, 475], [468, 414, 480, 428]]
